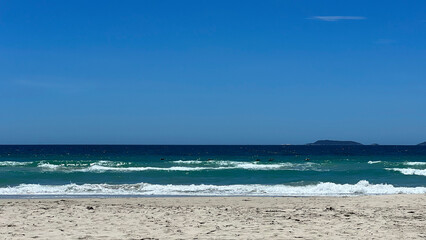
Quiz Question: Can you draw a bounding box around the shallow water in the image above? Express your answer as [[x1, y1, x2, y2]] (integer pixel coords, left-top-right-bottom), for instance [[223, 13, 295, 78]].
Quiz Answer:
[[1, 145, 425, 196]]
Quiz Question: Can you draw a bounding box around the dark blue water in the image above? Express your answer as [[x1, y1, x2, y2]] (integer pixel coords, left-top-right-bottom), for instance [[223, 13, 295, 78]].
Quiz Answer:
[[1, 145, 425, 196]]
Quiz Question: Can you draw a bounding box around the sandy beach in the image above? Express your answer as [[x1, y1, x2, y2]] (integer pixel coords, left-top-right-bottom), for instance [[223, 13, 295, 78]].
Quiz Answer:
[[0, 195, 425, 239]]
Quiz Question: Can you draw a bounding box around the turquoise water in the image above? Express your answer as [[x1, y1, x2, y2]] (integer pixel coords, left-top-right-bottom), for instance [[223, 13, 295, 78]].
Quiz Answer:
[[1, 145, 425, 196]]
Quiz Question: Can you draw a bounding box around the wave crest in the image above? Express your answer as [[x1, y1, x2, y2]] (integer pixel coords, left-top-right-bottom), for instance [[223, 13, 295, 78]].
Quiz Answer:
[[0, 161, 33, 167], [404, 162, 426, 166], [386, 168, 426, 176], [34, 160, 320, 173], [1, 180, 425, 196], [367, 161, 382, 164]]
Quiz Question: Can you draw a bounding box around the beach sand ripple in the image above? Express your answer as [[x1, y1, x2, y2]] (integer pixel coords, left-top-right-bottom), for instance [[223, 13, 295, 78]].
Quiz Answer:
[[1, 195, 425, 239]]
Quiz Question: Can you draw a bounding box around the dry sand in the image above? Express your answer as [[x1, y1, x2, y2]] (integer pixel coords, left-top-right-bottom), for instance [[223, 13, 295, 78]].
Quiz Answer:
[[1, 195, 425, 239]]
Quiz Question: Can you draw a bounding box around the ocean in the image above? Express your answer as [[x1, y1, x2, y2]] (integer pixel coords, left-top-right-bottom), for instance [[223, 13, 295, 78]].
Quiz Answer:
[[1, 145, 425, 197]]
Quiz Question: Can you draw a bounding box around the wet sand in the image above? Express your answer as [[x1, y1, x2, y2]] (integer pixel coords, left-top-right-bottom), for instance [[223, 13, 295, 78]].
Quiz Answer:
[[1, 194, 425, 239]]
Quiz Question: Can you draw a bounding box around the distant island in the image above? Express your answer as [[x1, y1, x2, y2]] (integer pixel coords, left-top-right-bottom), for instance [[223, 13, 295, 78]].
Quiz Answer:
[[307, 140, 363, 146], [418, 142, 426, 146]]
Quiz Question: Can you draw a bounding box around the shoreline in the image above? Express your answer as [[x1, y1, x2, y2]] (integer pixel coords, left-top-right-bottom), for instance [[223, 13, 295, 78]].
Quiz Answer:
[[0, 193, 425, 199], [1, 194, 425, 239]]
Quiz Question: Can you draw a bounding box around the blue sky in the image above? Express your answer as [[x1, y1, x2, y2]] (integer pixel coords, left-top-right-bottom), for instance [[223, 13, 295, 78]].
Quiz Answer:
[[0, 0, 425, 144]]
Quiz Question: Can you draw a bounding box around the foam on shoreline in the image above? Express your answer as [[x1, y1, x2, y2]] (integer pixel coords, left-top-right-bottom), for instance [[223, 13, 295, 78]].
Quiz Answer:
[[1, 180, 425, 196]]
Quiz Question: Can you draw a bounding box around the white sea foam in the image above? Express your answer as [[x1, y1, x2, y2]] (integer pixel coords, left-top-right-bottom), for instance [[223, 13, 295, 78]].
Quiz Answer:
[[78, 165, 213, 172], [75, 162, 319, 172], [32, 159, 320, 173], [367, 161, 382, 164], [36, 160, 129, 171], [173, 160, 204, 164], [404, 162, 426, 166], [214, 160, 240, 166], [0, 161, 33, 166], [232, 162, 295, 170], [175, 160, 317, 170], [1, 180, 425, 196], [386, 168, 426, 176], [91, 160, 127, 167], [212, 161, 303, 168], [37, 162, 63, 170]]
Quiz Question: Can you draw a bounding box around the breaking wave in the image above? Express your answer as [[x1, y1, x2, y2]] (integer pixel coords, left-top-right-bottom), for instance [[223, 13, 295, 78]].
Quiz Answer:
[[35, 160, 320, 172], [386, 168, 426, 176], [0, 161, 33, 166], [38, 162, 62, 170], [172, 160, 204, 164], [404, 162, 426, 166], [1, 180, 425, 196], [78, 165, 212, 172], [367, 161, 382, 164]]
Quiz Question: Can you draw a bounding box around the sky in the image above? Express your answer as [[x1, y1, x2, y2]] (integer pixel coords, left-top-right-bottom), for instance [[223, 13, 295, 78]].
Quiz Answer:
[[0, 0, 425, 145]]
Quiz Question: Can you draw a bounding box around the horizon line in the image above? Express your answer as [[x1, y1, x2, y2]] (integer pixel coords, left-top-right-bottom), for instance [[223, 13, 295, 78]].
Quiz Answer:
[[0, 143, 424, 146]]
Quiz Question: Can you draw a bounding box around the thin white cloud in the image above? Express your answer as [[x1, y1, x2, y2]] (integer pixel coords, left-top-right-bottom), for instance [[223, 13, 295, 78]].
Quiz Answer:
[[310, 16, 366, 22]]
